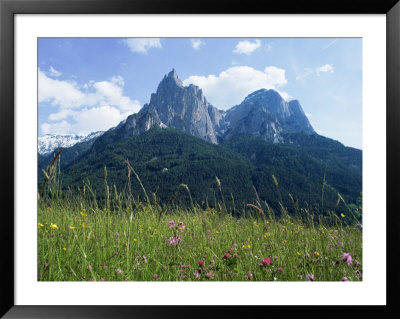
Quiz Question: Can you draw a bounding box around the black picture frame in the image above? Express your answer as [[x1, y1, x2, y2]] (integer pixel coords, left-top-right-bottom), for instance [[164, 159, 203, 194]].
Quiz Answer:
[[1, 0, 399, 318]]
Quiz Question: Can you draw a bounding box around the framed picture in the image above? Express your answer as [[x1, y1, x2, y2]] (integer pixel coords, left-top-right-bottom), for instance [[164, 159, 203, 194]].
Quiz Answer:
[[1, 0, 399, 317]]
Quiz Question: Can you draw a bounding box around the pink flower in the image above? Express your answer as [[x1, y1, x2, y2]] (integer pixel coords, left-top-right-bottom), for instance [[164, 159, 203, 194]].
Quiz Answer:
[[168, 220, 175, 228], [180, 275, 185, 280], [153, 274, 158, 280], [90, 279, 94, 282], [44, 262, 49, 268], [205, 272, 214, 278], [277, 267, 284, 272], [143, 256, 148, 263], [167, 237, 176, 245], [193, 271, 201, 279], [261, 257, 272, 266], [116, 268, 123, 274], [233, 253, 239, 258], [223, 253, 231, 259], [341, 277, 349, 281], [342, 253, 353, 265], [198, 260, 205, 267], [274, 256, 279, 261], [115, 232, 120, 237], [86, 265, 92, 271], [306, 274, 315, 281], [103, 265, 108, 270], [100, 278, 105, 281], [178, 222, 185, 231]]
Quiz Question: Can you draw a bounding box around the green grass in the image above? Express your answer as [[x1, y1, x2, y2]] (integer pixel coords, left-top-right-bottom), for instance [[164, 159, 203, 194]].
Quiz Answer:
[[37, 198, 362, 282]]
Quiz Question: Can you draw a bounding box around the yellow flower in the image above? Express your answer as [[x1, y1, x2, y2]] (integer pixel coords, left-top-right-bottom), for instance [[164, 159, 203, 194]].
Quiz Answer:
[[38, 223, 44, 228], [80, 211, 87, 217], [69, 226, 75, 230], [297, 251, 301, 256], [314, 251, 320, 256], [50, 223, 58, 230], [63, 248, 67, 251], [82, 222, 91, 229], [341, 213, 345, 218], [133, 238, 137, 242], [263, 232, 271, 238]]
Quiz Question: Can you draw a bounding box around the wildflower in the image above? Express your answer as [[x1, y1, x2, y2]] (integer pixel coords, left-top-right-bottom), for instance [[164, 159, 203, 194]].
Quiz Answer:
[[354, 259, 361, 266], [100, 278, 105, 281], [336, 240, 344, 248], [261, 257, 272, 266], [69, 226, 75, 230], [115, 232, 120, 237], [277, 267, 284, 272], [314, 251, 320, 257], [341, 277, 349, 281], [168, 220, 175, 228], [180, 275, 185, 280], [297, 275, 303, 280], [50, 223, 58, 230], [86, 265, 92, 271], [233, 253, 239, 258], [153, 274, 158, 280], [168, 237, 176, 245], [223, 253, 231, 259], [178, 222, 185, 231], [263, 233, 271, 238], [193, 271, 201, 279], [133, 238, 137, 243], [342, 253, 353, 265], [306, 274, 315, 281], [198, 260, 205, 267], [103, 265, 108, 270], [205, 272, 214, 278], [305, 253, 310, 258], [63, 248, 67, 251], [274, 256, 278, 261], [297, 251, 301, 256], [116, 268, 123, 274], [143, 256, 148, 263], [355, 270, 362, 279], [44, 262, 49, 268], [341, 213, 345, 218], [82, 222, 91, 229], [90, 279, 94, 282], [38, 223, 44, 228], [80, 211, 87, 217]]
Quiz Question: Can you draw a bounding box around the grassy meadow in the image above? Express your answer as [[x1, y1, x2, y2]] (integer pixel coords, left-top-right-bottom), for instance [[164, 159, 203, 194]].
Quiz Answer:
[[37, 168, 362, 282]]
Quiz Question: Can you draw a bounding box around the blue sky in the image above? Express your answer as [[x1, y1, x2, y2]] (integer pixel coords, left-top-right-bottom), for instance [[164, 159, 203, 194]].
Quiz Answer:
[[38, 37, 362, 149]]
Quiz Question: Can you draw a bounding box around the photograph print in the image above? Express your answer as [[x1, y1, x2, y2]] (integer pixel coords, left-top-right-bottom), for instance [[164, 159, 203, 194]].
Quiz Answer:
[[37, 37, 362, 282]]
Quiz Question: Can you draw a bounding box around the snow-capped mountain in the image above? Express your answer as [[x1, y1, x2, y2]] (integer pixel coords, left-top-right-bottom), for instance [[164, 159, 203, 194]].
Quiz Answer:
[[38, 131, 104, 154]]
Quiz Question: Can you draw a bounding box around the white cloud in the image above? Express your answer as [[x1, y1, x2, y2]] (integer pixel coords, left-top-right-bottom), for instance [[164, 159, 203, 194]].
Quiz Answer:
[[121, 38, 162, 54], [49, 66, 62, 77], [316, 64, 334, 76], [233, 39, 261, 55], [39, 68, 142, 135], [39, 69, 89, 109], [191, 39, 205, 50], [296, 64, 334, 82], [183, 66, 289, 109], [296, 68, 314, 81], [41, 106, 135, 136]]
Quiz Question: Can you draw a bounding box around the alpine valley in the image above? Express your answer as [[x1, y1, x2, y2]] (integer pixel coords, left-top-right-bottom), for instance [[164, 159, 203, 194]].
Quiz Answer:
[[38, 69, 362, 217]]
